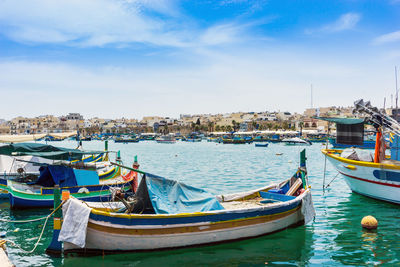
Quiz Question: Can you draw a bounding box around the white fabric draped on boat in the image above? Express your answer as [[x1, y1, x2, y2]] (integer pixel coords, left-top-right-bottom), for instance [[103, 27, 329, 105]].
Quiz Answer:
[[58, 198, 92, 248]]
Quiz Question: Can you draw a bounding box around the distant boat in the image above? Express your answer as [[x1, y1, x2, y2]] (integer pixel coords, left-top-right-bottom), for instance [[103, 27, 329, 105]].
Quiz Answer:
[[156, 135, 176, 144], [282, 137, 312, 145], [114, 135, 139, 143], [139, 134, 156, 141], [222, 136, 253, 144], [253, 136, 270, 142], [255, 143, 269, 147], [266, 134, 282, 143], [306, 134, 328, 143]]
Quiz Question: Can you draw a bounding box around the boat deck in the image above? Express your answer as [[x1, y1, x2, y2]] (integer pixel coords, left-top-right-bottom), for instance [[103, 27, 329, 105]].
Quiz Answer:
[[220, 197, 280, 210]]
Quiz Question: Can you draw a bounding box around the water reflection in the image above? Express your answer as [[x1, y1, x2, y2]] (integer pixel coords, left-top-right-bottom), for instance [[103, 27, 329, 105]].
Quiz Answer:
[[63, 226, 314, 267], [329, 194, 400, 266]]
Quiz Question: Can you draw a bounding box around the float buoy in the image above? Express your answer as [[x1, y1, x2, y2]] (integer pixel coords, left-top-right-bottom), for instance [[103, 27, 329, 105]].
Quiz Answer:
[[361, 215, 378, 229]]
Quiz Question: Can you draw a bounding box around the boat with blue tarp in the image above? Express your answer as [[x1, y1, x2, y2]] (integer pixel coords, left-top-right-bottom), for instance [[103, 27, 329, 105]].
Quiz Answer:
[[54, 150, 314, 254], [0, 142, 126, 208]]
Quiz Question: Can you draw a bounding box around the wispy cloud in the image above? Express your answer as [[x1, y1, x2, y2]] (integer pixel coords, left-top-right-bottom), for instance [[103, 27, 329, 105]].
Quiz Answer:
[[0, 0, 182, 47], [0, 0, 263, 48], [373, 30, 400, 45], [305, 12, 361, 34]]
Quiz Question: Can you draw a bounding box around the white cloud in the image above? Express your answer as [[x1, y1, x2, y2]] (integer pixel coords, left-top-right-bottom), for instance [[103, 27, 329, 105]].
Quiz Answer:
[[373, 30, 400, 45], [306, 12, 361, 34], [0, 0, 258, 48], [0, 0, 175, 46], [0, 45, 394, 120]]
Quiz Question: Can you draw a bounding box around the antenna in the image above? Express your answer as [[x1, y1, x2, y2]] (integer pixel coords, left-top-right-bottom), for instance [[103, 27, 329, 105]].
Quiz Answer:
[[391, 94, 394, 109], [310, 84, 313, 108], [396, 66, 398, 110]]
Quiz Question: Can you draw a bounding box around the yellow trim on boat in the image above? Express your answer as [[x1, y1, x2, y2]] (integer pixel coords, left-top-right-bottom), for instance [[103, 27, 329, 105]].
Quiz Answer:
[[88, 207, 300, 235], [344, 165, 357, 170], [322, 149, 400, 170]]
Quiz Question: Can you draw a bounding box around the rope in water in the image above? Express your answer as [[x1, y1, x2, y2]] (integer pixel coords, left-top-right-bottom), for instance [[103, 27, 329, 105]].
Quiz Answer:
[[0, 216, 49, 223], [1, 200, 65, 253]]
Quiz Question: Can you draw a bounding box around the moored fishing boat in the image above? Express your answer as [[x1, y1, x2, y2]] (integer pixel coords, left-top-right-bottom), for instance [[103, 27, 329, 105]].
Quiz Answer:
[[255, 143, 269, 147], [55, 150, 314, 254], [321, 99, 400, 204], [222, 136, 253, 144], [282, 137, 312, 145], [156, 135, 176, 144], [322, 148, 400, 204], [6, 164, 128, 209], [114, 135, 139, 143], [0, 142, 125, 208]]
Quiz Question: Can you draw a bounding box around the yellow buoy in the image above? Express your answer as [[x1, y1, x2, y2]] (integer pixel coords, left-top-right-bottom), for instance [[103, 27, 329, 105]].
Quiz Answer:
[[361, 215, 378, 229]]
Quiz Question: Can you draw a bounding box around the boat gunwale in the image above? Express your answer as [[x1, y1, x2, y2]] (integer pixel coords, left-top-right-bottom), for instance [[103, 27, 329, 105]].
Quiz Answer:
[[7, 176, 131, 196], [89, 187, 310, 219], [322, 148, 400, 171]]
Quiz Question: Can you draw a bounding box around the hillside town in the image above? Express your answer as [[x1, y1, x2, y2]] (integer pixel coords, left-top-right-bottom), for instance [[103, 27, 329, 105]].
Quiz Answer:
[[0, 106, 382, 136]]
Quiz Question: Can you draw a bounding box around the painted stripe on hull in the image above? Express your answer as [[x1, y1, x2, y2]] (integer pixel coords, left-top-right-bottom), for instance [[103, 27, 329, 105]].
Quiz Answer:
[[10, 193, 113, 208], [351, 188, 400, 204], [89, 200, 301, 226], [10, 193, 112, 208], [88, 206, 300, 235], [65, 207, 304, 252], [339, 171, 400, 188]]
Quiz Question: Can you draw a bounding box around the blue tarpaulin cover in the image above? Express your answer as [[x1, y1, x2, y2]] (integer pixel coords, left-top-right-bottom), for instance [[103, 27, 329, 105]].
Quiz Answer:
[[36, 165, 78, 187], [144, 173, 224, 214], [73, 169, 99, 186]]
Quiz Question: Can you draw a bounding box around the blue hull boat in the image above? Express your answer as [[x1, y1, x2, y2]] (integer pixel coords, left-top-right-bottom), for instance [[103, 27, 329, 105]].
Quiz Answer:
[[255, 143, 269, 147]]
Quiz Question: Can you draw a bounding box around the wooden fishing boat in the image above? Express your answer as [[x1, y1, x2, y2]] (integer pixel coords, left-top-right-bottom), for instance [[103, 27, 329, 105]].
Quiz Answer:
[[222, 136, 253, 144], [282, 137, 312, 146], [0, 143, 124, 207], [322, 148, 400, 204], [5, 164, 126, 209], [156, 135, 176, 144], [114, 135, 139, 143], [58, 150, 314, 254], [319, 99, 400, 204]]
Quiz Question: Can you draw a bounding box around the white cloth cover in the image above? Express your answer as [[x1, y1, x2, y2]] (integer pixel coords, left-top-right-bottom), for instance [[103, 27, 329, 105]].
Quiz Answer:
[[0, 155, 53, 174], [340, 148, 374, 162], [58, 198, 92, 248], [301, 192, 315, 225]]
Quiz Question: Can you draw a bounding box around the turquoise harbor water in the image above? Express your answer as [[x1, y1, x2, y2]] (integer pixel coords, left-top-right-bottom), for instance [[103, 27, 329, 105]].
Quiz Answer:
[[1, 140, 400, 266]]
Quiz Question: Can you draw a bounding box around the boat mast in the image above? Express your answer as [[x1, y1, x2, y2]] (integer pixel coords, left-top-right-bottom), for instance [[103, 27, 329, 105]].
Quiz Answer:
[[396, 66, 398, 110]]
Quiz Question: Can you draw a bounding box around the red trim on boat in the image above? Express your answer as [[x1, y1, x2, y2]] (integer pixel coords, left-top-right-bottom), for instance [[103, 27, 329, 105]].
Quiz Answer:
[[339, 171, 400, 188]]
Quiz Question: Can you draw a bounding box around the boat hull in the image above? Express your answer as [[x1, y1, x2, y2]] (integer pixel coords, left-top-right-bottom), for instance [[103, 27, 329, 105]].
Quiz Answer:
[[7, 179, 131, 209], [64, 190, 311, 253], [323, 149, 400, 204]]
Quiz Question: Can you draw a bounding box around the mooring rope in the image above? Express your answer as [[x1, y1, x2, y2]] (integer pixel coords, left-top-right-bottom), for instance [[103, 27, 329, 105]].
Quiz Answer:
[[1, 200, 65, 253], [324, 172, 340, 189]]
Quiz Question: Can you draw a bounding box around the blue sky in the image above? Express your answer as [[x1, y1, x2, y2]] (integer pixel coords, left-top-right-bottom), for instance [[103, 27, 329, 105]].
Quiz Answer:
[[0, 0, 400, 120]]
